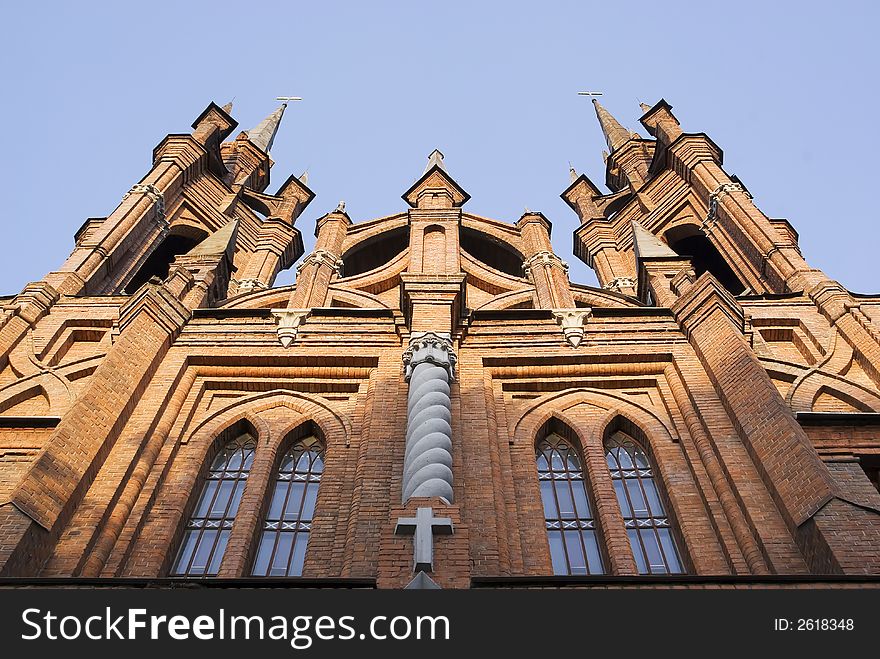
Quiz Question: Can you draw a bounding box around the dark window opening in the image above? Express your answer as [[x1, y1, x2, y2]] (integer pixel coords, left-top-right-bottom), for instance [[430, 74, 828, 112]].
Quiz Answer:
[[124, 233, 205, 294], [460, 226, 523, 278], [665, 229, 745, 295], [342, 227, 409, 278], [861, 456, 880, 494]]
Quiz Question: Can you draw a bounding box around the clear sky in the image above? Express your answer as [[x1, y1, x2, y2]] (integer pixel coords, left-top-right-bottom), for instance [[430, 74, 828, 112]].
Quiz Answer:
[[1, 1, 877, 293]]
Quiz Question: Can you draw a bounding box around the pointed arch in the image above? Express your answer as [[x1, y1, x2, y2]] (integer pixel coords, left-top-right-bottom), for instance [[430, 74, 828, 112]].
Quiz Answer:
[[512, 387, 678, 447], [251, 422, 326, 577], [169, 419, 257, 577], [182, 389, 351, 448], [602, 415, 685, 574], [535, 417, 606, 575]]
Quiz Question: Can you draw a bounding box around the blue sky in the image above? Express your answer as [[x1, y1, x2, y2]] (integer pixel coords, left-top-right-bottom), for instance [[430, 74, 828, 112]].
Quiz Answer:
[[1, 1, 877, 293]]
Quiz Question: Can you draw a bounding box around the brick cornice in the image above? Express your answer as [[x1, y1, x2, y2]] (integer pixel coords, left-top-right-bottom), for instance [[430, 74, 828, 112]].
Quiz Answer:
[[10, 281, 59, 326], [151, 134, 208, 173], [666, 133, 724, 180]]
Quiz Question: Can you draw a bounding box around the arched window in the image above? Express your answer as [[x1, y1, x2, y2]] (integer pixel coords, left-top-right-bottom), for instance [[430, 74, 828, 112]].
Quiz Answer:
[[536, 432, 605, 575], [605, 431, 684, 574], [252, 435, 325, 577], [171, 432, 255, 577]]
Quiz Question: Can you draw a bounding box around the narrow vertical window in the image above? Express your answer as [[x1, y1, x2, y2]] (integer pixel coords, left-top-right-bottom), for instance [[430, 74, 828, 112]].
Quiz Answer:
[[171, 433, 255, 577], [536, 433, 605, 575], [252, 435, 324, 577], [605, 431, 684, 574]]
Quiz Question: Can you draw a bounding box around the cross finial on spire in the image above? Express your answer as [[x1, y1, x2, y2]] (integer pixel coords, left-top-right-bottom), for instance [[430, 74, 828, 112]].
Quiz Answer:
[[247, 97, 301, 154], [590, 98, 632, 154]]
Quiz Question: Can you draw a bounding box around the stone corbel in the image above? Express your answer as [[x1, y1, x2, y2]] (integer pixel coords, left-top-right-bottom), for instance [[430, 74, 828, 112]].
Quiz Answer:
[[271, 308, 310, 347], [552, 308, 591, 348]]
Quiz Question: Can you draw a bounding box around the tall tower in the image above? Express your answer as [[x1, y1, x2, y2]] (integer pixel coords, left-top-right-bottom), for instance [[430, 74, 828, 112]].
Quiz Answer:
[[563, 98, 880, 574], [0, 101, 313, 576], [0, 96, 878, 586]]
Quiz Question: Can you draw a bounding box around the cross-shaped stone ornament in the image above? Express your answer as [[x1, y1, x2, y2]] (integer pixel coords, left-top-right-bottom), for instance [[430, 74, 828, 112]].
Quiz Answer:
[[394, 507, 454, 573]]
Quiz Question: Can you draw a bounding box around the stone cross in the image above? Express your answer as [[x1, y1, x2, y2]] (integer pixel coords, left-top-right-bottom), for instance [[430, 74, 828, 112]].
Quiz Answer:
[[395, 507, 454, 573]]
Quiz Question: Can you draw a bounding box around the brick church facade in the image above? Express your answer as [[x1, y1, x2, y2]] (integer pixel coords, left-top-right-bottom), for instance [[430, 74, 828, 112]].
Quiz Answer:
[[0, 98, 879, 587]]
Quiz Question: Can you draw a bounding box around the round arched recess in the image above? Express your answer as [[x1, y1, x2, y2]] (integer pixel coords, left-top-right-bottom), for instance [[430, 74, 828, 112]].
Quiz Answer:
[[460, 226, 524, 278], [664, 225, 746, 295], [342, 226, 409, 278]]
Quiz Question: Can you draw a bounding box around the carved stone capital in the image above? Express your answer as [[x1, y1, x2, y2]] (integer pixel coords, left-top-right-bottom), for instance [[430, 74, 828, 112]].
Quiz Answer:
[[522, 250, 569, 278], [271, 308, 310, 347], [552, 308, 592, 348], [296, 249, 343, 277], [603, 276, 636, 293], [122, 183, 167, 229], [402, 331, 457, 381], [702, 182, 752, 235], [235, 278, 269, 293]]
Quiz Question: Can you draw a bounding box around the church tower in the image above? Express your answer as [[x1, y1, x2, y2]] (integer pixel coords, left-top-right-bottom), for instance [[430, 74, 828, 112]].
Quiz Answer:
[[0, 96, 878, 586]]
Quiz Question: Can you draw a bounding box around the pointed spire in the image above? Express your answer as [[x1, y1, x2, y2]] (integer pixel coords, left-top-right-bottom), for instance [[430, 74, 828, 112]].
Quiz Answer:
[[298, 170, 309, 186], [403, 149, 469, 209], [424, 149, 446, 173], [631, 221, 677, 261], [592, 98, 632, 153], [639, 102, 652, 113], [247, 103, 286, 154], [221, 101, 234, 114]]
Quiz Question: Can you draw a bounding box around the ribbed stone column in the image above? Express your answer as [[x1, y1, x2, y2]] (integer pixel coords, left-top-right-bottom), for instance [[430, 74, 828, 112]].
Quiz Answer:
[[401, 332, 457, 503]]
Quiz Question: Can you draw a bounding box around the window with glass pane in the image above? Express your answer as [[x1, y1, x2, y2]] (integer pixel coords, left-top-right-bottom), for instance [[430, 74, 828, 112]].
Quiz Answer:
[[252, 435, 324, 577], [605, 431, 684, 574], [171, 433, 255, 577], [536, 433, 605, 575]]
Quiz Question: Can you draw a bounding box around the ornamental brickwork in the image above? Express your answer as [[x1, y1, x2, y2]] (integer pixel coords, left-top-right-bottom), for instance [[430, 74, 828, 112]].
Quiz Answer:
[[0, 98, 879, 587]]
